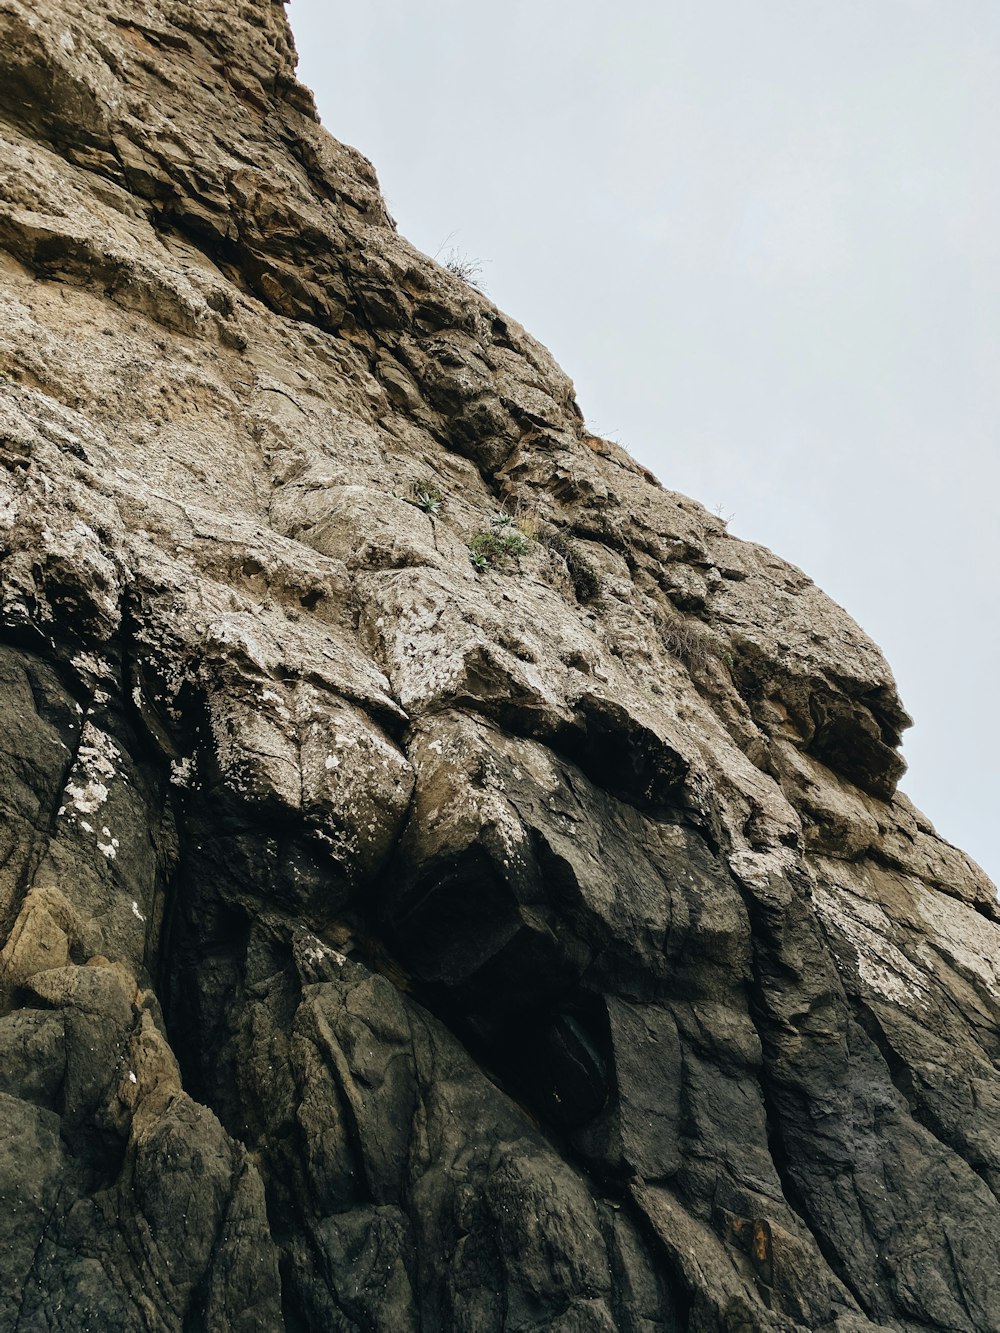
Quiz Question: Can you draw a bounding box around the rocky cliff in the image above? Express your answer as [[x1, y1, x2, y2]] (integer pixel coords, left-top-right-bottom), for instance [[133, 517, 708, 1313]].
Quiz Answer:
[[0, 3, 997, 1330]]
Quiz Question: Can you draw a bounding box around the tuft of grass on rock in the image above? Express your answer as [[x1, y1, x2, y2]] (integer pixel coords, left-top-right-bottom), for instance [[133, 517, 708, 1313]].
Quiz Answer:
[[469, 525, 531, 573], [442, 249, 486, 290]]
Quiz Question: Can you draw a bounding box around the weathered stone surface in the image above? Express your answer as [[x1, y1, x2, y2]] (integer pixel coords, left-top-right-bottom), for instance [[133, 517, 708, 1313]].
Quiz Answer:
[[0, 1, 996, 1329]]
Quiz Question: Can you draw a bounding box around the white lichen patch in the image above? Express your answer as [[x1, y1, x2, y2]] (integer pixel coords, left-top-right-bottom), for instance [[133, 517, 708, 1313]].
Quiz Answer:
[[78, 723, 121, 778], [169, 756, 194, 788], [813, 881, 928, 1009], [299, 935, 346, 969], [70, 651, 113, 680], [207, 697, 300, 808], [457, 765, 525, 867], [63, 777, 109, 814], [131, 900, 145, 922], [63, 722, 122, 816], [309, 825, 359, 859]]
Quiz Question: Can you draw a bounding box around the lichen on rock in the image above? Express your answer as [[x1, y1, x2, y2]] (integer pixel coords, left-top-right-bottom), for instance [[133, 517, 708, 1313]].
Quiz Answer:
[[0, 2, 996, 1329]]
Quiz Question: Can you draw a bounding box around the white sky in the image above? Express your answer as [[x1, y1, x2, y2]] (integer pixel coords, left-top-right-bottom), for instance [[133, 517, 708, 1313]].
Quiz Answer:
[[288, 0, 998, 885]]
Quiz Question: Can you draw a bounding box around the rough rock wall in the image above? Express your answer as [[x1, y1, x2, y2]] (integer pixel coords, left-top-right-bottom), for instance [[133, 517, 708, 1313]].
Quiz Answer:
[[0, 2, 997, 1330]]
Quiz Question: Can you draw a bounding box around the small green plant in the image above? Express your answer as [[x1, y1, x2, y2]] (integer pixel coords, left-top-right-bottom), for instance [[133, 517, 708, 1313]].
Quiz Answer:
[[409, 480, 444, 516], [469, 526, 531, 572]]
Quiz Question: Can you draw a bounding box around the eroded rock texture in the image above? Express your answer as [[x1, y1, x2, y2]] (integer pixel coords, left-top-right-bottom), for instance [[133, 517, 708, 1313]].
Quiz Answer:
[[0, 3, 996, 1329]]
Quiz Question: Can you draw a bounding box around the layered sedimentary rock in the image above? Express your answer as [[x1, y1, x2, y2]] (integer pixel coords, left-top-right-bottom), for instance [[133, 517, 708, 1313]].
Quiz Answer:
[[0, 2, 997, 1329]]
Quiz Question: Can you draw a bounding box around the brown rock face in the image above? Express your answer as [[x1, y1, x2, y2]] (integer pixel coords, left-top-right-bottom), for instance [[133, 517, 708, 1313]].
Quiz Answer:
[[0, 3, 997, 1329]]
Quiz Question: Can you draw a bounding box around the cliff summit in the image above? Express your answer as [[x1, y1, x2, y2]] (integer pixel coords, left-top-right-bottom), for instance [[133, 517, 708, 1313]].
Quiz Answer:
[[0, 2, 997, 1329]]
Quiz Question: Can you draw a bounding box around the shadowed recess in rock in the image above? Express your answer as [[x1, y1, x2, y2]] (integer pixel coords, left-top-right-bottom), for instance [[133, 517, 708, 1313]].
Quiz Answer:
[[0, 1, 997, 1329]]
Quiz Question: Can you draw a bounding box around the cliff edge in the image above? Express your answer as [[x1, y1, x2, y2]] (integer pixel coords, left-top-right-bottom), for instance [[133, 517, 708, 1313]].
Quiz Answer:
[[0, 2, 997, 1329]]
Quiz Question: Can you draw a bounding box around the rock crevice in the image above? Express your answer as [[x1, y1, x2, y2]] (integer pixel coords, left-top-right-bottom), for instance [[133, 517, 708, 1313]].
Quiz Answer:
[[0, 2, 997, 1329]]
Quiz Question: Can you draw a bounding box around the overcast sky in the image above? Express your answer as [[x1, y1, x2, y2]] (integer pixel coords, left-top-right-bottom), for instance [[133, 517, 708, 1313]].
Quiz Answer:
[[289, 0, 998, 885]]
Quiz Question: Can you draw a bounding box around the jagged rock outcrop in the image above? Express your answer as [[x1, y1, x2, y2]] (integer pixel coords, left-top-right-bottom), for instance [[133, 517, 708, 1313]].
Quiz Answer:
[[0, 3, 997, 1329]]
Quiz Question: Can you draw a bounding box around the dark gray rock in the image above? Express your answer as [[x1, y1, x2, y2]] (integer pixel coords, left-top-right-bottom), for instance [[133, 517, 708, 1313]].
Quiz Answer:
[[0, 1, 996, 1328]]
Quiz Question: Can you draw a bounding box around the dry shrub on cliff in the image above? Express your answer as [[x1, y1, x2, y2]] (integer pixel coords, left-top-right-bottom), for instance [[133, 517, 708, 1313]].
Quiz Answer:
[[441, 249, 485, 290], [661, 619, 715, 671]]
